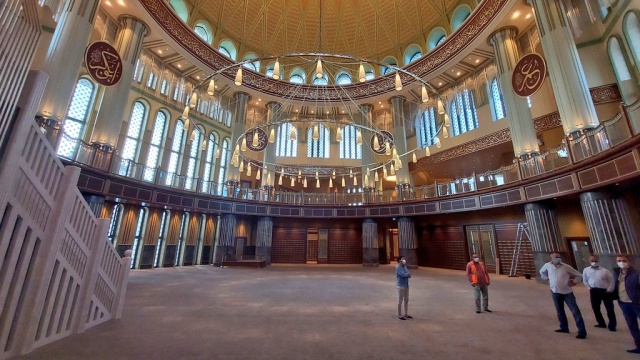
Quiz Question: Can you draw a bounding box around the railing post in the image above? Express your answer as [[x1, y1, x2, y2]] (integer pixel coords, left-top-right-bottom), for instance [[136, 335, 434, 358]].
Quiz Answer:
[[113, 249, 132, 319]]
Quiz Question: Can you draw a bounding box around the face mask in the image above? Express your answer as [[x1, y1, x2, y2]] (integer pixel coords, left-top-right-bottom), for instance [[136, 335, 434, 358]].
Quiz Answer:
[[619, 262, 629, 269], [590, 262, 599, 267], [552, 258, 562, 264], [473, 257, 480, 262], [401, 259, 406, 265]]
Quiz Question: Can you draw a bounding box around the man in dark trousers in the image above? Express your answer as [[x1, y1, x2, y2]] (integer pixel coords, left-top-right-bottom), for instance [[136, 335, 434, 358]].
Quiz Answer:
[[582, 255, 616, 331], [614, 255, 640, 354], [396, 256, 412, 320], [466, 253, 491, 313]]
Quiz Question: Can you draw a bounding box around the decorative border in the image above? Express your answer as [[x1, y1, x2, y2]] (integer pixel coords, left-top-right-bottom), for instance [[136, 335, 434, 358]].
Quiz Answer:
[[590, 84, 622, 105], [138, 0, 508, 101]]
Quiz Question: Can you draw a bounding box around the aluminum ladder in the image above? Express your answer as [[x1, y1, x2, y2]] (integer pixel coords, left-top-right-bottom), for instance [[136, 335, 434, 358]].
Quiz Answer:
[[509, 223, 531, 277]]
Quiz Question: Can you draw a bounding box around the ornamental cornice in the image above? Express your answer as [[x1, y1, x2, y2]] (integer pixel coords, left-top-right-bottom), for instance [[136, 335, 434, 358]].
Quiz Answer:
[[137, 0, 508, 101]]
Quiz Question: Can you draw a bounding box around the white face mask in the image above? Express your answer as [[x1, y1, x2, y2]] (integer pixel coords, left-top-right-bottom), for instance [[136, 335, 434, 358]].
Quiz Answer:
[[552, 257, 562, 264], [473, 257, 480, 262], [401, 259, 406, 265], [619, 261, 629, 269], [590, 262, 598, 267]]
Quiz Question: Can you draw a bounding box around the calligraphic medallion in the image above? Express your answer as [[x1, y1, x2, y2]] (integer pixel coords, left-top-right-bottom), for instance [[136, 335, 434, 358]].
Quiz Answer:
[[512, 53, 547, 98], [246, 128, 268, 152], [370, 131, 394, 155], [84, 41, 123, 87]]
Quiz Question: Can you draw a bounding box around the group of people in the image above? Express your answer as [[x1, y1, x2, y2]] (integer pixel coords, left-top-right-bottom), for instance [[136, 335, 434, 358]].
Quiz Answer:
[[394, 253, 640, 354]]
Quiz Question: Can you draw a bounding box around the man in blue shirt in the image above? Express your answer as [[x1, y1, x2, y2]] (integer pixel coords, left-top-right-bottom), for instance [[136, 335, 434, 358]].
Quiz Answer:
[[396, 256, 412, 320]]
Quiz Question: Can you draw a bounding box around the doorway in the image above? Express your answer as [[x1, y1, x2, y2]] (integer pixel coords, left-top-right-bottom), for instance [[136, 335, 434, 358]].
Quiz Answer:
[[385, 229, 399, 263], [567, 237, 591, 271], [465, 225, 498, 273]]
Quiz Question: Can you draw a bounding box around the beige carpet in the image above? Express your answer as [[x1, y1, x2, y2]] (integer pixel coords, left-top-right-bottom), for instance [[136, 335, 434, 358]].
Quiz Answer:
[[15, 265, 636, 360]]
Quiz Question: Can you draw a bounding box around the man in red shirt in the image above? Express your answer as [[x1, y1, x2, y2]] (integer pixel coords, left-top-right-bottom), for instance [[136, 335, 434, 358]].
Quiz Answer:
[[466, 253, 492, 314]]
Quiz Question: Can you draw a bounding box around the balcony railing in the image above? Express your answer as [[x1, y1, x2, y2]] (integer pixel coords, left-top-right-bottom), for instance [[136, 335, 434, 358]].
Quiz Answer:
[[48, 102, 638, 206]]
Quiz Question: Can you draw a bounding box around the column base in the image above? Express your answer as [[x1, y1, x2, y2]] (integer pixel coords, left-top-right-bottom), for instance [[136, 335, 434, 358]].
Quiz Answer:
[[362, 248, 379, 267], [533, 251, 570, 283], [213, 245, 235, 267], [399, 248, 418, 269], [256, 246, 271, 266]]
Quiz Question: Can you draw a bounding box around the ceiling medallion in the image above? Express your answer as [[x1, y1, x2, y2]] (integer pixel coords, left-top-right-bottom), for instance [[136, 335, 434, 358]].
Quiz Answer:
[[370, 131, 394, 155], [245, 128, 268, 152]]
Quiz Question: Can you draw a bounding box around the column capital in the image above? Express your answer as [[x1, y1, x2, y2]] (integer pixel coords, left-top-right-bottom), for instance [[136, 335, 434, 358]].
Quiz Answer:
[[117, 15, 149, 37], [388, 96, 406, 107], [487, 26, 519, 46], [234, 91, 252, 103], [359, 103, 374, 113], [265, 101, 281, 110]]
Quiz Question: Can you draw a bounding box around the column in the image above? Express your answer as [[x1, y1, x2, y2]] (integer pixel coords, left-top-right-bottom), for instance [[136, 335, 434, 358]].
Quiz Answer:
[[488, 27, 539, 157], [360, 104, 376, 192], [37, 0, 102, 125], [398, 217, 418, 268], [389, 97, 413, 203], [529, 0, 599, 134], [83, 194, 105, 218], [90, 16, 149, 149], [256, 217, 273, 265], [226, 92, 251, 188], [524, 202, 566, 281], [580, 192, 640, 269], [213, 214, 236, 266], [262, 102, 280, 188], [362, 219, 379, 267]]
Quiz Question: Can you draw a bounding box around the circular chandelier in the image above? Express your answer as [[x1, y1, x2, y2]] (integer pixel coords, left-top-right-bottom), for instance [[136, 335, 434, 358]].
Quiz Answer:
[[183, 52, 450, 189]]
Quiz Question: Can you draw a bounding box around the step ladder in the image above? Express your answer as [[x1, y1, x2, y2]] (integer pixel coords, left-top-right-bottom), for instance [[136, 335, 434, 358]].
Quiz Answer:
[[509, 223, 531, 277]]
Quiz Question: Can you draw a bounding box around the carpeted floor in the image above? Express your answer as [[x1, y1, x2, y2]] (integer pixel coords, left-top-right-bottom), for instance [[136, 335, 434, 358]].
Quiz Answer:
[[14, 265, 636, 360]]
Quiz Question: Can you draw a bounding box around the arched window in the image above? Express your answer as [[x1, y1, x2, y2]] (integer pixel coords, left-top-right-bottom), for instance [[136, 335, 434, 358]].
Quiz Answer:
[[194, 21, 212, 44], [381, 57, 398, 75], [169, 0, 189, 22], [408, 52, 422, 63], [217, 138, 230, 196], [175, 212, 189, 266], [160, 79, 169, 95], [435, 36, 447, 46], [130, 207, 148, 269], [133, 59, 145, 82], [491, 78, 506, 120], [307, 124, 330, 158], [451, 90, 478, 136], [242, 53, 260, 71], [313, 76, 328, 86], [336, 73, 351, 85], [107, 204, 123, 245], [428, 28, 447, 50], [404, 45, 423, 65], [276, 123, 297, 157], [120, 101, 149, 176], [339, 125, 362, 159], [608, 36, 639, 104], [624, 12, 640, 66], [154, 210, 169, 268], [451, 5, 472, 31], [185, 128, 204, 190], [365, 70, 375, 80], [57, 78, 96, 159], [201, 132, 219, 194], [166, 120, 185, 186], [144, 110, 169, 182], [417, 107, 437, 147], [290, 74, 304, 84], [218, 40, 237, 60]]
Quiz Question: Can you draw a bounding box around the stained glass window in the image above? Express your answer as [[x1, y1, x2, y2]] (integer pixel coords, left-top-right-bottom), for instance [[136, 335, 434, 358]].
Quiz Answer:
[[313, 76, 328, 86], [219, 46, 231, 58], [57, 78, 95, 159], [143, 111, 168, 182], [166, 120, 185, 186], [276, 123, 297, 157], [339, 125, 362, 159], [184, 129, 202, 190], [201, 132, 218, 194], [365, 71, 375, 80], [491, 78, 506, 120], [408, 52, 422, 63], [450, 90, 478, 136], [307, 124, 330, 158], [417, 107, 437, 147], [290, 74, 304, 84], [119, 101, 148, 176], [217, 138, 229, 195], [194, 23, 211, 43], [451, 101, 460, 136], [336, 73, 351, 85], [146, 71, 157, 89]]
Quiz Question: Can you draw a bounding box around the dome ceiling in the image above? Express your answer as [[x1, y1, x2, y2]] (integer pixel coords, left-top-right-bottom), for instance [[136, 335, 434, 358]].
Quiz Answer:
[[189, 0, 460, 58]]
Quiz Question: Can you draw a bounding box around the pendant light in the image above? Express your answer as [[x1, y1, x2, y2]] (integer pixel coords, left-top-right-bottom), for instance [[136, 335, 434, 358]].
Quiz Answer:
[[239, 159, 244, 172], [390, 163, 396, 175], [183, 117, 190, 131], [182, 106, 190, 121], [266, 171, 271, 185], [341, 176, 346, 187], [356, 130, 363, 145], [358, 63, 366, 83], [315, 171, 319, 179], [313, 125, 319, 140], [201, 138, 207, 151], [392, 147, 398, 159], [215, 147, 220, 159], [385, 142, 391, 156], [396, 158, 403, 169], [412, 152, 417, 163], [364, 174, 369, 185], [256, 168, 261, 180], [273, 58, 281, 80], [241, 137, 247, 152], [269, 128, 275, 143], [289, 124, 297, 141], [425, 146, 431, 157], [437, 99, 445, 114], [444, 113, 451, 127], [443, 127, 449, 139], [383, 166, 388, 178], [373, 135, 380, 151], [303, 177, 308, 188], [189, 92, 198, 108], [336, 127, 342, 142], [234, 67, 243, 86], [207, 79, 215, 96], [374, 171, 379, 182], [315, 58, 323, 78], [332, 169, 336, 179], [421, 84, 429, 103], [316, 178, 320, 188], [395, 72, 403, 91], [246, 163, 252, 177], [435, 136, 442, 148], [366, 167, 370, 176], [329, 177, 333, 188], [233, 144, 240, 158], [290, 177, 295, 187], [189, 129, 196, 142], [252, 131, 259, 147], [353, 176, 358, 186], [349, 168, 353, 178]]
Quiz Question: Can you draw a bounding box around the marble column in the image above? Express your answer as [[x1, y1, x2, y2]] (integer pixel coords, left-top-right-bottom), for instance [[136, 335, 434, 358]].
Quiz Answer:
[[213, 214, 236, 266], [389, 96, 413, 187], [90, 16, 149, 149], [398, 217, 418, 268], [38, 0, 101, 127], [362, 219, 379, 267], [256, 217, 273, 265], [529, 0, 599, 134], [262, 102, 280, 188], [226, 92, 251, 186], [580, 192, 640, 269], [488, 27, 539, 157], [83, 194, 105, 218], [524, 202, 566, 281]]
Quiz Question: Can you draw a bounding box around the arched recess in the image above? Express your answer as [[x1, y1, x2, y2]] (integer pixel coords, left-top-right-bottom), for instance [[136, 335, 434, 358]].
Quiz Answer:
[[169, 0, 189, 22], [404, 44, 423, 65], [194, 21, 213, 44], [427, 28, 447, 51], [218, 40, 237, 60], [289, 67, 306, 84], [335, 71, 352, 85], [623, 11, 640, 77], [242, 53, 260, 71], [607, 35, 639, 104], [451, 5, 472, 32], [381, 56, 398, 75]]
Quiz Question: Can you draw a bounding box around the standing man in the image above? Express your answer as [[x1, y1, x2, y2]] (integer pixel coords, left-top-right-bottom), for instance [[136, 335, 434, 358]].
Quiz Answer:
[[540, 252, 587, 339], [396, 256, 412, 320], [582, 255, 616, 331], [614, 255, 640, 354], [466, 253, 491, 314]]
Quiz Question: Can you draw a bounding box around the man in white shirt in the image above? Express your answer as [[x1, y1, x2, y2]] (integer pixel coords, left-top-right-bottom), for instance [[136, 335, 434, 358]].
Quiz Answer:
[[583, 255, 616, 331], [540, 252, 587, 339]]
